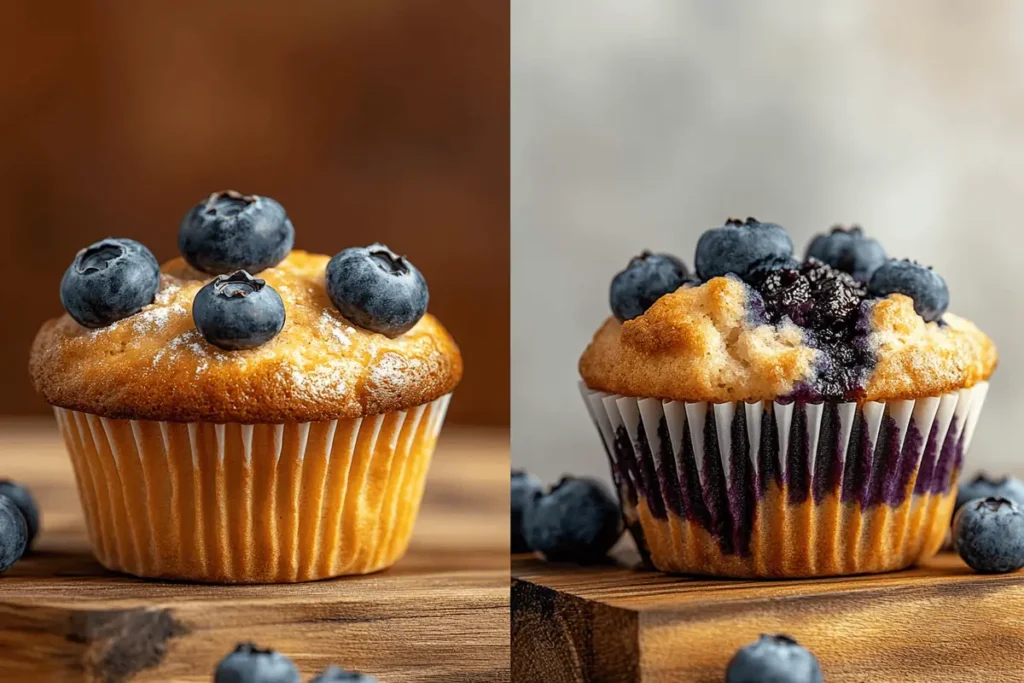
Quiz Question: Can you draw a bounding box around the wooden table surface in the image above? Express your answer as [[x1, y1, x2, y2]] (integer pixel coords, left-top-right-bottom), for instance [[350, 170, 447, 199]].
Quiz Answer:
[[0, 419, 510, 683], [512, 546, 1024, 682]]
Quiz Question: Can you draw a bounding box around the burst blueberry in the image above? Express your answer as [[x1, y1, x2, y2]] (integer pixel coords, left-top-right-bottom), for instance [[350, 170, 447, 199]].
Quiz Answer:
[[0, 481, 40, 551], [213, 643, 300, 683], [310, 665, 380, 683], [694, 217, 794, 282], [193, 271, 286, 351], [60, 238, 161, 328], [609, 251, 690, 321], [867, 259, 949, 323], [179, 191, 294, 275], [954, 473, 1024, 518], [523, 476, 622, 563], [953, 497, 1024, 574], [0, 495, 27, 575], [726, 634, 823, 683], [805, 225, 886, 282], [511, 470, 543, 553], [326, 244, 429, 337]]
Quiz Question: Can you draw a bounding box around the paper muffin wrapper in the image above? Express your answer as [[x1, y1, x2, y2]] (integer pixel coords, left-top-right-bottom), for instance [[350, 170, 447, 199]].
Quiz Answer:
[[54, 394, 451, 583], [580, 382, 989, 578]]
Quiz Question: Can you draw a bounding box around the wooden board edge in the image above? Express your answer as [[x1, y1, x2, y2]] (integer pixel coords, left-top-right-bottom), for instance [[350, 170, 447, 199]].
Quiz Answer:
[[512, 578, 639, 683]]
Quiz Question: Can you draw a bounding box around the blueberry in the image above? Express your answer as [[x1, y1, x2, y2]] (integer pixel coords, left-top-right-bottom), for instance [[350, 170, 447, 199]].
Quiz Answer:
[[726, 634, 823, 683], [955, 473, 1024, 518], [179, 191, 294, 275], [805, 225, 886, 282], [0, 495, 27, 574], [60, 238, 161, 328], [192, 271, 286, 351], [213, 643, 300, 683], [0, 481, 39, 551], [511, 470, 543, 553], [310, 665, 380, 683], [747, 259, 865, 336], [867, 259, 949, 322], [326, 244, 429, 337], [609, 251, 690, 321], [953, 497, 1024, 574], [523, 476, 622, 563], [694, 217, 794, 282]]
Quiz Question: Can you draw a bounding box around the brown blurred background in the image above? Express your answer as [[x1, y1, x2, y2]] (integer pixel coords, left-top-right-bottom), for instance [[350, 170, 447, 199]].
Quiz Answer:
[[0, 0, 509, 425]]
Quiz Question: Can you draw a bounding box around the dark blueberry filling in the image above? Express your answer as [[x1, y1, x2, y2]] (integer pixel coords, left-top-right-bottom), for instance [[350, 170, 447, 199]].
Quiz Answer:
[[746, 258, 875, 402]]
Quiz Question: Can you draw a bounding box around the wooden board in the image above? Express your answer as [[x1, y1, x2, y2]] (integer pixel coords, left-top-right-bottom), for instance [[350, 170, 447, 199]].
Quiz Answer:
[[0, 419, 510, 683], [512, 545, 1024, 682]]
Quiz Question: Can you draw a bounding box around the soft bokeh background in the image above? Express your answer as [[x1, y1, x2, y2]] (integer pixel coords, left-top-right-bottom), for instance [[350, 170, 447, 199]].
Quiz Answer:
[[0, 0, 508, 425], [512, 0, 1019, 483]]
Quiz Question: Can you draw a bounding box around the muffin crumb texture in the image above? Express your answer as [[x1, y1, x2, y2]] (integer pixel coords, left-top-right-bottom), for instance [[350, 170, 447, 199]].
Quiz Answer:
[[580, 276, 995, 403], [31, 251, 462, 422]]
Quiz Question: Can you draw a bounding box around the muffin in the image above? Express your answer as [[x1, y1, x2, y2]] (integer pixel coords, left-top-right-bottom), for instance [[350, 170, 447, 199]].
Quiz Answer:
[[30, 191, 462, 583], [579, 220, 996, 577]]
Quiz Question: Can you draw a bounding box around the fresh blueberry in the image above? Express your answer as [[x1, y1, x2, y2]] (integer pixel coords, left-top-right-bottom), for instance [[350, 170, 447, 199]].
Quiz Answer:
[[309, 665, 380, 683], [60, 238, 161, 328], [511, 470, 543, 553], [955, 473, 1024, 518], [726, 634, 823, 683], [179, 191, 294, 275], [609, 251, 690, 321], [192, 271, 286, 351], [805, 225, 886, 282], [953, 497, 1024, 574], [523, 476, 622, 563], [326, 244, 429, 337], [0, 495, 27, 574], [0, 481, 39, 551], [213, 643, 300, 683], [867, 259, 949, 322], [694, 217, 794, 282]]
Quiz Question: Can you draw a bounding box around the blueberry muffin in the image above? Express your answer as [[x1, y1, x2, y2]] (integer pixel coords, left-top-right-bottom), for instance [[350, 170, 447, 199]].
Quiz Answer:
[[30, 191, 462, 583], [579, 220, 996, 577]]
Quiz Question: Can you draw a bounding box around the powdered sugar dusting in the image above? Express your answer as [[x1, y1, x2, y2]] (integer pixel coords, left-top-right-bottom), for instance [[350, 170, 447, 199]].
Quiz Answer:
[[316, 311, 352, 347]]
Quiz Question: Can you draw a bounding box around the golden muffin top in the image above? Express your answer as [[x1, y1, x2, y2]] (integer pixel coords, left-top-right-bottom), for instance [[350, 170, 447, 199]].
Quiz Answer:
[[31, 251, 462, 422], [581, 222, 996, 403]]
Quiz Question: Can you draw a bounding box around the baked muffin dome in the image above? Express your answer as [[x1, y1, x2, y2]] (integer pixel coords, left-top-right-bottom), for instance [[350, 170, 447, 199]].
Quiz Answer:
[[31, 251, 462, 423], [583, 223, 996, 404]]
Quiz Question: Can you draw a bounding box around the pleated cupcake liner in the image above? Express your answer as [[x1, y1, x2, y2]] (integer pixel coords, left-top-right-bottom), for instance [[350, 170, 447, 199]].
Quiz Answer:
[[54, 394, 451, 584], [580, 382, 989, 577]]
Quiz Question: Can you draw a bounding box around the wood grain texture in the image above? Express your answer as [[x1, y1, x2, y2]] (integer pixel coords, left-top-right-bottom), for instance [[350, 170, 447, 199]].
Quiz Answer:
[[512, 545, 1024, 682], [0, 420, 510, 682]]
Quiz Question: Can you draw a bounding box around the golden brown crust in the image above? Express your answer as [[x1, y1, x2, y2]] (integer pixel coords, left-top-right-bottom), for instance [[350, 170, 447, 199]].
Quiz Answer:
[[579, 278, 997, 403], [579, 278, 815, 403], [864, 294, 997, 400], [30, 251, 462, 422]]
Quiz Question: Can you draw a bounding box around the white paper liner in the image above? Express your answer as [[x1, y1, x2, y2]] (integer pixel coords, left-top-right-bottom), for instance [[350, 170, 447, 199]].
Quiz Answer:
[[579, 382, 989, 577], [54, 394, 451, 583]]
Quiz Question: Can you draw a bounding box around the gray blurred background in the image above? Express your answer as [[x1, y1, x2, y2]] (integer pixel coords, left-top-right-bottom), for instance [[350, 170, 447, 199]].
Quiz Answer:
[[511, 0, 1020, 486]]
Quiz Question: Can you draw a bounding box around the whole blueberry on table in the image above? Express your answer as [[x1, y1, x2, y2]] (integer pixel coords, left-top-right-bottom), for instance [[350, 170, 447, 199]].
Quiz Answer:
[[310, 665, 380, 682], [0, 495, 27, 574], [955, 473, 1024, 517], [953, 497, 1024, 574], [511, 470, 543, 553], [609, 251, 690, 321], [523, 476, 622, 563], [179, 191, 294, 275], [213, 643, 300, 683], [867, 259, 949, 322], [694, 217, 794, 282], [326, 244, 429, 337], [805, 225, 886, 282], [0, 481, 39, 551], [193, 271, 286, 351], [60, 238, 161, 328], [726, 634, 823, 683]]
